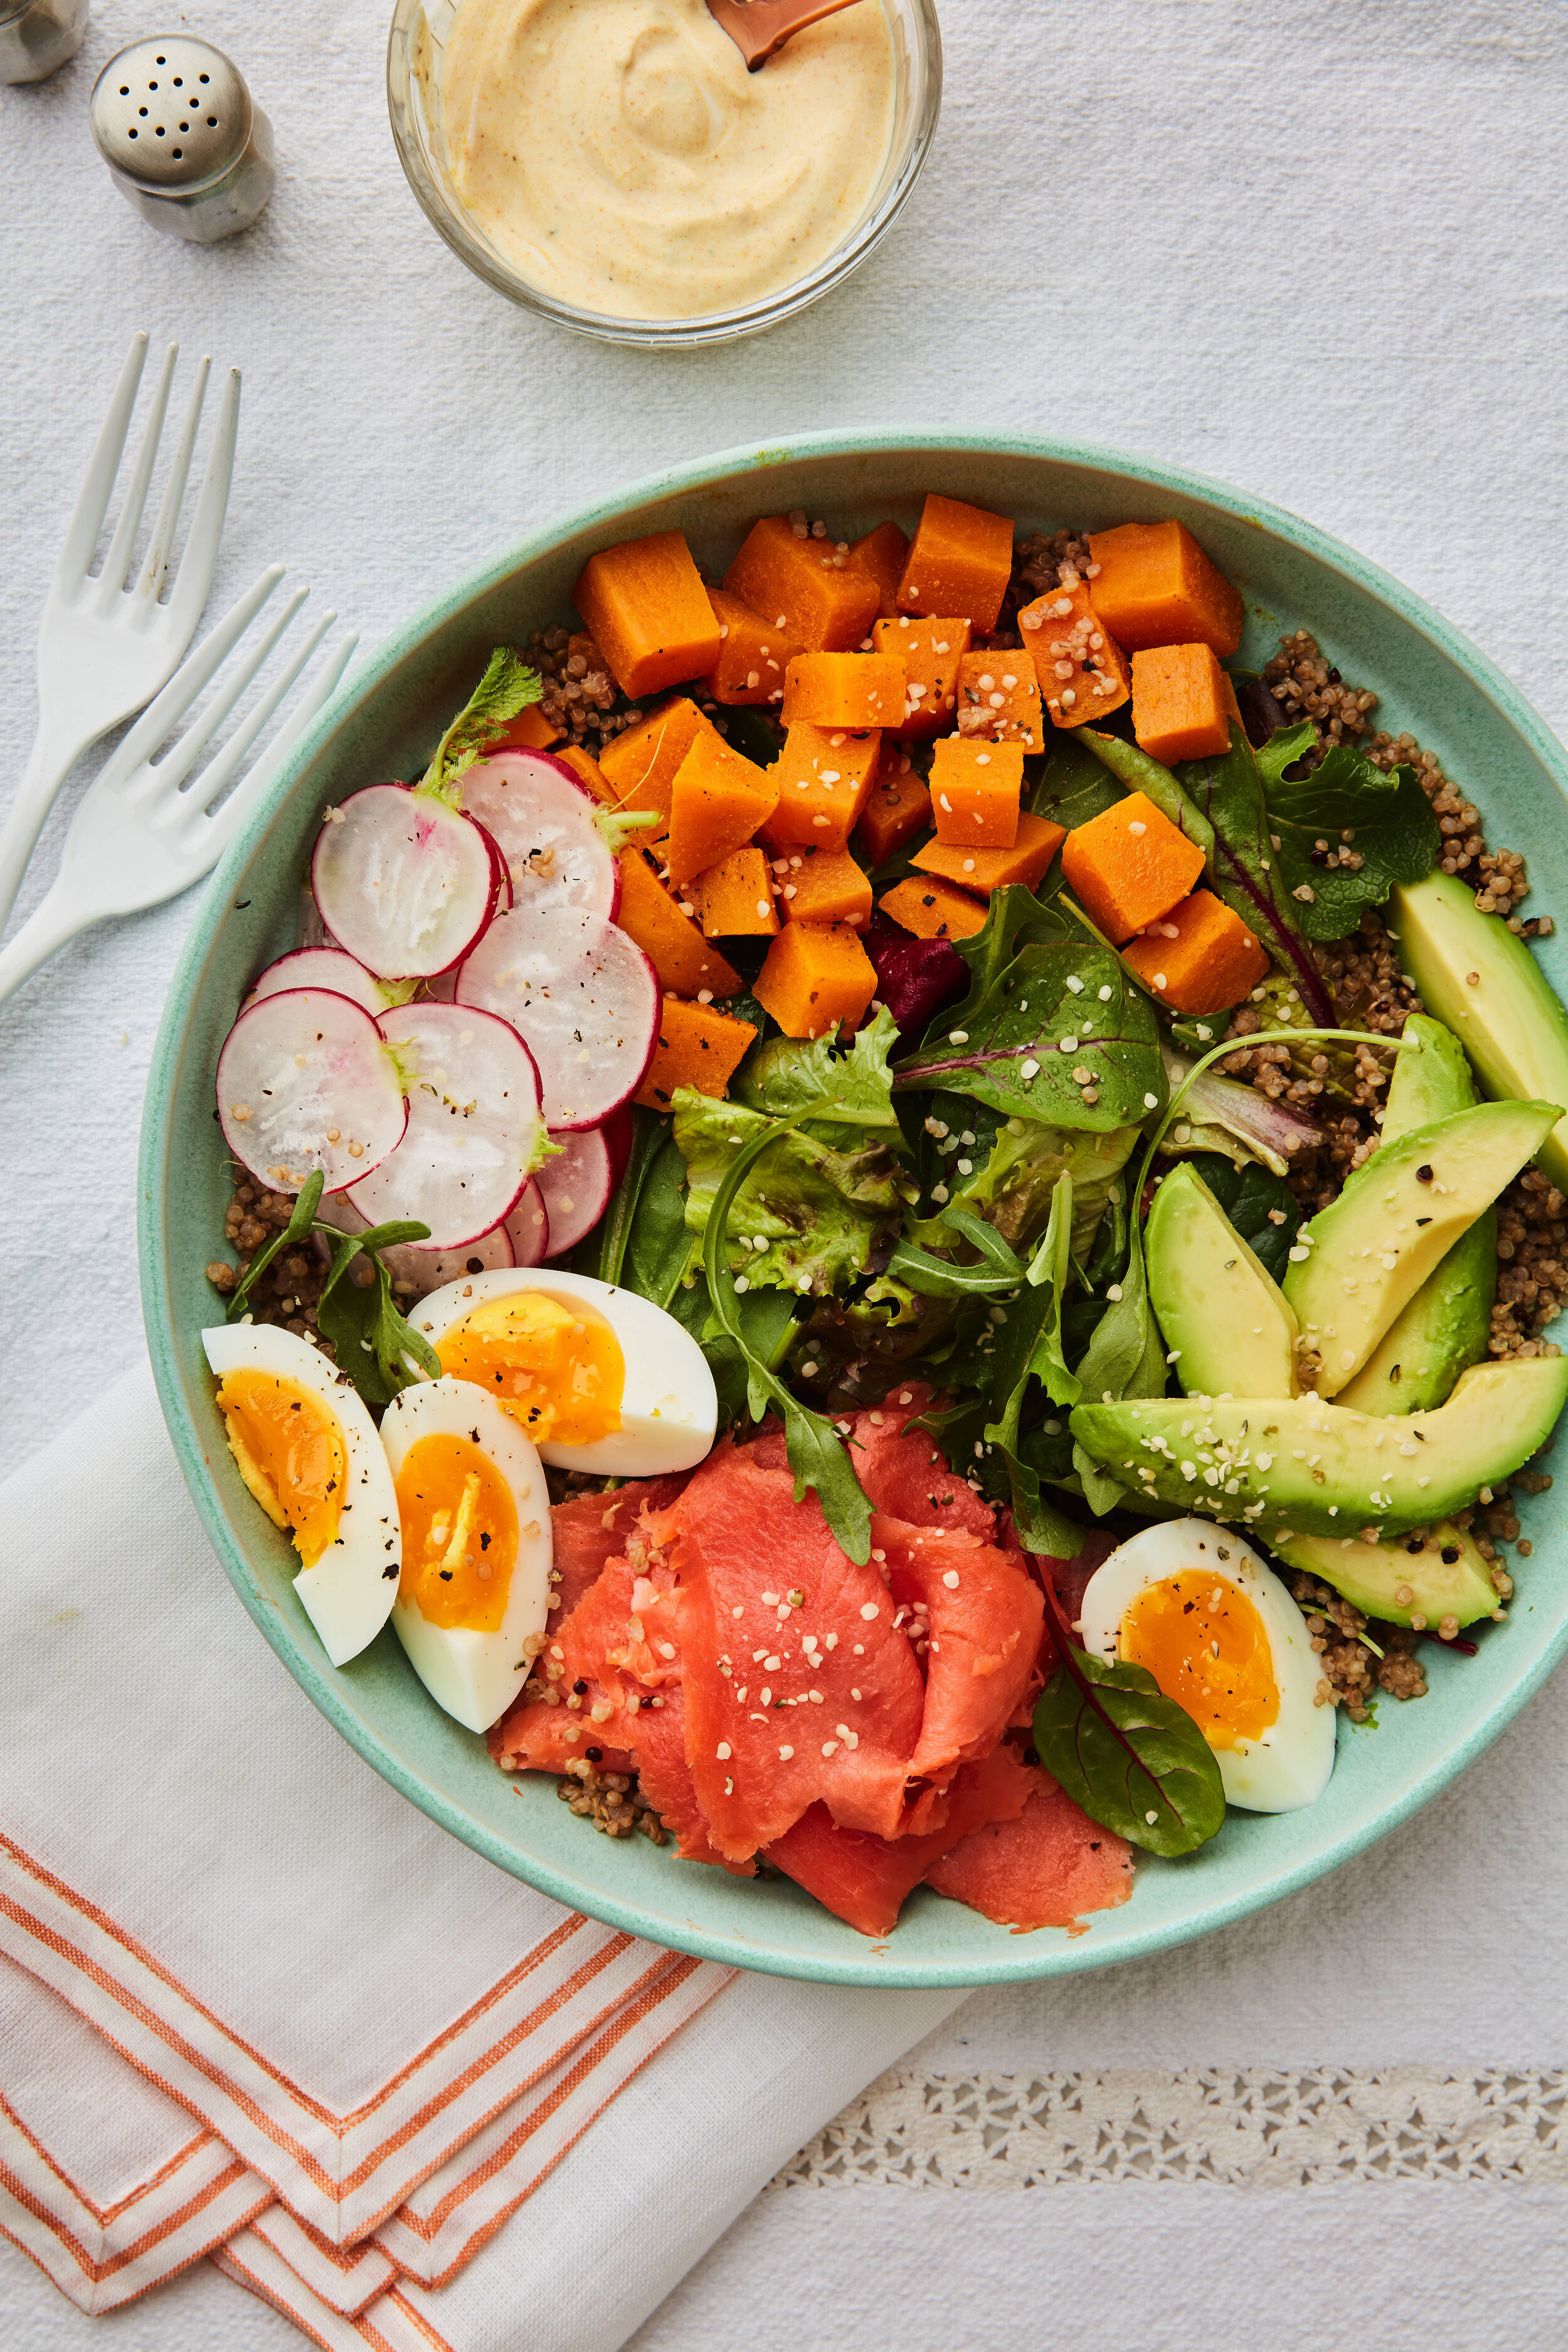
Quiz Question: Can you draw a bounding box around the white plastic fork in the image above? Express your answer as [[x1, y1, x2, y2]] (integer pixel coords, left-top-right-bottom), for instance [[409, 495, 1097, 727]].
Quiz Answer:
[[0, 570, 358, 1009], [0, 332, 241, 936]]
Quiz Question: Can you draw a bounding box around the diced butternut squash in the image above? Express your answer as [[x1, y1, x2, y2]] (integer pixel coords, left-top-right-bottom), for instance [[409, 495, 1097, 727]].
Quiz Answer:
[[848, 519, 910, 619], [596, 697, 719, 839], [574, 530, 721, 701], [487, 702, 562, 753], [896, 495, 1015, 632], [1121, 890, 1268, 1016], [701, 590, 798, 707], [617, 849, 742, 999], [1019, 585, 1131, 728], [1059, 790, 1207, 943], [689, 845, 779, 939], [665, 733, 780, 886], [1131, 642, 1234, 765], [763, 721, 881, 852], [912, 812, 1066, 896], [635, 997, 758, 1110], [929, 739, 1024, 849], [853, 746, 932, 864], [776, 847, 872, 930], [552, 743, 612, 802], [880, 875, 989, 941], [723, 515, 881, 653], [781, 652, 905, 730], [953, 650, 1044, 751], [873, 615, 972, 739], [754, 920, 877, 1039], [1085, 521, 1244, 657]]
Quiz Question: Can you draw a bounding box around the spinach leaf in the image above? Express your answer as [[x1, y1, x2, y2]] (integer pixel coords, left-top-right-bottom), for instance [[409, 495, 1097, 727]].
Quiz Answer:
[[1256, 733, 1441, 941], [946, 884, 1072, 1020], [592, 1107, 668, 1286], [1027, 732, 1125, 833], [1177, 723, 1335, 1024], [621, 1128, 701, 1311], [423, 647, 543, 803], [1078, 729, 1215, 859], [1177, 1152, 1300, 1285]]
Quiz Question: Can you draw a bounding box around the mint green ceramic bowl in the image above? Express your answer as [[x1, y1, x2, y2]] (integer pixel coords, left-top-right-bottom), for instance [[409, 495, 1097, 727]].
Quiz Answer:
[[139, 432, 1568, 1987]]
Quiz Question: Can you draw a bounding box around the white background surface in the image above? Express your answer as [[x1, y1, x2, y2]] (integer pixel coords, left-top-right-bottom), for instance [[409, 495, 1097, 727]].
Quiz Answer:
[[3, 1, 1567, 2344]]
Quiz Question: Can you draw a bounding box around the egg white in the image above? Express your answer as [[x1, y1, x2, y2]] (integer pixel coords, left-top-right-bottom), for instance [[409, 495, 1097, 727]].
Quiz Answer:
[[410, 1268, 719, 1477], [379, 1378, 553, 1733], [203, 1323, 401, 1668], [1078, 1518, 1335, 1813]]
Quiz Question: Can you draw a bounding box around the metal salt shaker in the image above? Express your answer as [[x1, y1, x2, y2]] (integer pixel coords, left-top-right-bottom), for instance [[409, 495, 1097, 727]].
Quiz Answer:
[[89, 36, 274, 243], [0, 0, 89, 84]]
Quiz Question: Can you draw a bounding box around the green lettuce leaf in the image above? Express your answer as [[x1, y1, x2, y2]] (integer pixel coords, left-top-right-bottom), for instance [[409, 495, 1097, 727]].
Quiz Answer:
[[674, 1091, 902, 1298], [421, 647, 543, 805], [908, 1094, 1138, 1258], [733, 1004, 901, 1131]]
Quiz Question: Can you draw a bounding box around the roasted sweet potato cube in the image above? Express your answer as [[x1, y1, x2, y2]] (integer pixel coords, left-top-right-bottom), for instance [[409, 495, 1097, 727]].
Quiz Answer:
[[953, 650, 1044, 752], [872, 615, 972, 740], [896, 495, 1015, 632], [548, 743, 613, 803], [764, 722, 881, 852], [1131, 642, 1234, 765], [853, 745, 933, 864], [848, 519, 910, 619], [596, 697, 719, 839], [929, 739, 1024, 849], [1019, 586, 1131, 729], [753, 921, 877, 1039], [777, 847, 872, 930], [911, 812, 1066, 896], [616, 849, 742, 999], [635, 997, 758, 1110], [665, 734, 779, 886], [486, 702, 562, 753], [723, 515, 881, 653], [1086, 521, 1244, 657], [701, 590, 798, 707], [574, 530, 721, 700], [781, 652, 905, 730], [1121, 890, 1268, 1015], [689, 845, 779, 939], [879, 875, 989, 941], [1059, 790, 1207, 943]]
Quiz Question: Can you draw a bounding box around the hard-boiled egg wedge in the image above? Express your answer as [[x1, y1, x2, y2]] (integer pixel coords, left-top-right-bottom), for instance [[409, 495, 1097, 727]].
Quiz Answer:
[[1078, 1518, 1335, 1813], [411, 1268, 718, 1478], [379, 1378, 553, 1732], [203, 1323, 400, 1668]]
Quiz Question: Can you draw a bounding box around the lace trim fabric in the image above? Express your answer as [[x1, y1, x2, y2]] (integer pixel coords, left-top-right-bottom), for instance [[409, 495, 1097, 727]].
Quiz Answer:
[[772, 2068, 1568, 2190]]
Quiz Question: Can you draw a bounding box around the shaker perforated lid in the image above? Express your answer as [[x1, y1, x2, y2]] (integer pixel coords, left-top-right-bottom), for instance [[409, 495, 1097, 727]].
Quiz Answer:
[[90, 36, 252, 189]]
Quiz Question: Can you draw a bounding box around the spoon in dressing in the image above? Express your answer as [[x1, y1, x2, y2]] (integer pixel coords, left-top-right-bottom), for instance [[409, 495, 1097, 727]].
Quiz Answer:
[[706, 0, 864, 71]]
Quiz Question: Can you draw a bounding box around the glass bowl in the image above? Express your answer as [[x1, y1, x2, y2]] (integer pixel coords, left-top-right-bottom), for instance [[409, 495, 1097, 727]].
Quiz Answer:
[[386, 0, 942, 346]]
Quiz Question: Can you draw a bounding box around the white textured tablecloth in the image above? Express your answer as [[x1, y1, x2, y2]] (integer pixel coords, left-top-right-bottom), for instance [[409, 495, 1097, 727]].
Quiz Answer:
[[3, 2, 1567, 2344]]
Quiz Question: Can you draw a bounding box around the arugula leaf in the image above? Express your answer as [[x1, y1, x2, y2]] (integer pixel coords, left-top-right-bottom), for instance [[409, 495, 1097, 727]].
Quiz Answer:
[[1069, 1192, 1166, 1515], [675, 1093, 901, 1298], [894, 939, 1166, 1133], [1022, 1174, 1080, 1409], [701, 1116, 874, 1563], [420, 647, 543, 805], [1176, 723, 1336, 1024], [1256, 735, 1441, 941], [1032, 1582, 1226, 1857], [733, 1005, 901, 1130], [1078, 729, 1215, 860], [886, 1203, 1025, 1298], [224, 1173, 326, 1322], [1175, 1152, 1300, 1285]]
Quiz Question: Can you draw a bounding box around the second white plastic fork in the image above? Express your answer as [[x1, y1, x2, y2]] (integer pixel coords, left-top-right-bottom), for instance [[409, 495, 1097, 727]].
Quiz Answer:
[[0, 571, 358, 1009]]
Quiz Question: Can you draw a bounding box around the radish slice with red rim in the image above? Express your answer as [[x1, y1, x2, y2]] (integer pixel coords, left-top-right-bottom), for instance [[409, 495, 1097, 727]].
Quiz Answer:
[[504, 1178, 551, 1268], [216, 988, 408, 1195], [455, 904, 659, 1131], [460, 751, 619, 921], [243, 946, 387, 1019], [330, 1194, 517, 1298], [346, 1001, 545, 1250], [311, 783, 506, 979], [536, 1126, 615, 1258]]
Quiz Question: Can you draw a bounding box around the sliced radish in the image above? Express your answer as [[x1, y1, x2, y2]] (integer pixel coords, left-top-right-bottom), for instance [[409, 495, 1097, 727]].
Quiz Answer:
[[455, 905, 659, 1131], [504, 1178, 551, 1267], [460, 751, 620, 921], [330, 1194, 517, 1298], [311, 783, 505, 980], [536, 1126, 616, 1258], [345, 1002, 544, 1250], [297, 889, 336, 950], [216, 988, 407, 1195], [243, 946, 386, 1019], [601, 1101, 634, 1194]]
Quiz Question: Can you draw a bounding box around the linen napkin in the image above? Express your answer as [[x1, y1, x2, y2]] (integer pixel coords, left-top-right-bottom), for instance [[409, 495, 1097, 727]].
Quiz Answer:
[[0, 1365, 963, 2349]]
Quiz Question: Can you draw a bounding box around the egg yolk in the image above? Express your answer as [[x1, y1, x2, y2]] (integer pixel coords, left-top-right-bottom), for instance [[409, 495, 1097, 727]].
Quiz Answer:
[[394, 1434, 520, 1631], [216, 1370, 346, 1569], [1118, 1572, 1279, 1751], [436, 1291, 623, 1447]]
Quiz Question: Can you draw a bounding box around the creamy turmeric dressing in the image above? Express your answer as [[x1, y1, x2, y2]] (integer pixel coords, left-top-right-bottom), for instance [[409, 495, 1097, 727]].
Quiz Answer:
[[438, 0, 897, 319]]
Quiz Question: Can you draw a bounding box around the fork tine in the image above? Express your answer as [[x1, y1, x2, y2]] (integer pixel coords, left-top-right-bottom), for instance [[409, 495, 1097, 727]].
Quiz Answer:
[[184, 607, 339, 822], [133, 353, 209, 607], [148, 586, 310, 800], [94, 342, 177, 608], [95, 566, 285, 796], [161, 366, 241, 638], [195, 629, 359, 854], [55, 332, 148, 589]]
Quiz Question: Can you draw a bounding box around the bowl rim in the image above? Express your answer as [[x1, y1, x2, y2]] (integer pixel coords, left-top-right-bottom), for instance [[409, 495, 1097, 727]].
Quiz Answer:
[[140, 426, 1568, 1987]]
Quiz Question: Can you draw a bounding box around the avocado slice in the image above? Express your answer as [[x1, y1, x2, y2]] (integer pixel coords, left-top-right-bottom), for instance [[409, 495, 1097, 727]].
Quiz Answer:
[[1390, 871, 1568, 1192], [1274, 1522, 1498, 1631], [1282, 1098, 1559, 1397], [1145, 1163, 1298, 1399], [1335, 1015, 1497, 1416], [1069, 1352, 1568, 1537]]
